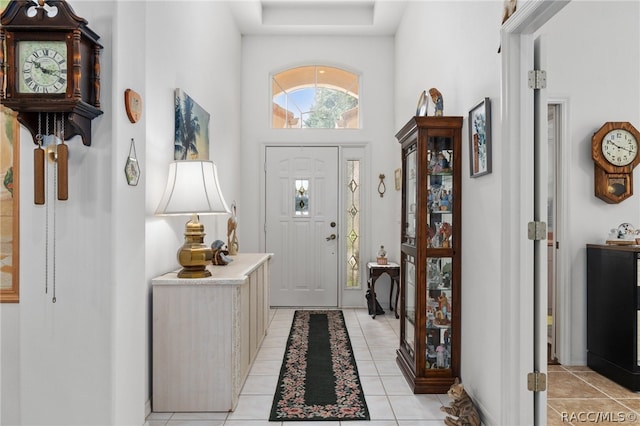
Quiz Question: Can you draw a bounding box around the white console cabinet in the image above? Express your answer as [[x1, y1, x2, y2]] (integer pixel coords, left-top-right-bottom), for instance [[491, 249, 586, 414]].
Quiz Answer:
[[152, 253, 272, 412]]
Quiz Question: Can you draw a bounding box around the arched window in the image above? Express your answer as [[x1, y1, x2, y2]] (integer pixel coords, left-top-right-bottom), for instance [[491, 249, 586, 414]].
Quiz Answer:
[[272, 65, 359, 129]]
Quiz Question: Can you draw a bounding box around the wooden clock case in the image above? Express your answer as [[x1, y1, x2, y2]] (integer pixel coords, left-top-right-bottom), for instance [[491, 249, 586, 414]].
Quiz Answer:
[[592, 122, 640, 204], [0, 0, 103, 146]]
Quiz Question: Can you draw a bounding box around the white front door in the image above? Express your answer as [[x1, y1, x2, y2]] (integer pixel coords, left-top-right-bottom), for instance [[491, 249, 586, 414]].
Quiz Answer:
[[265, 146, 339, 307]]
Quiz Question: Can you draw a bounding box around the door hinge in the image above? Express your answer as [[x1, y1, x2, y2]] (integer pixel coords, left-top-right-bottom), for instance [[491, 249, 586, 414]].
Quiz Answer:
[[527, 221, 547, 241], [527, 371, 547, 392], [528, 70, 547, 89]]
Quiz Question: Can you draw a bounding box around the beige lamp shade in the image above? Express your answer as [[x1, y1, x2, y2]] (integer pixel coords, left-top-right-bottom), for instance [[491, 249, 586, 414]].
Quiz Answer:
[[156, 160, 230, 216]]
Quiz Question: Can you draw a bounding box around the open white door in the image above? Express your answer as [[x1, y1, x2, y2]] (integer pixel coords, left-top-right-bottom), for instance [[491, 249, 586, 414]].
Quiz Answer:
[[533, 34, 549, 425], [500, 2, 569, 424]]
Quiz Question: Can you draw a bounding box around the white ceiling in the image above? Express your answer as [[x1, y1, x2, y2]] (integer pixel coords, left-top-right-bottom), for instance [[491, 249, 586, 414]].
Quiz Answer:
[[228, 0, 408, 36]]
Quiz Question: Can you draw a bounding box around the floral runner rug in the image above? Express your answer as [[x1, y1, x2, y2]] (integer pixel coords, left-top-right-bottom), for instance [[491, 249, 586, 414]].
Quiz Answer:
[[269, 310, 370, 421]]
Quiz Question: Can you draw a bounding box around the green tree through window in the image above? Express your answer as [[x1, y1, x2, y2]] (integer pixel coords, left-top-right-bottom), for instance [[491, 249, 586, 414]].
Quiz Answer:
[[272, 65, 359, 129], [304, 88, 358, 129]]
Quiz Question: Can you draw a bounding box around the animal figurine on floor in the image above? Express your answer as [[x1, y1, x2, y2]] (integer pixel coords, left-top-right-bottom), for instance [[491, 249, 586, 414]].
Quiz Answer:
[[440, 378, 481, 426]]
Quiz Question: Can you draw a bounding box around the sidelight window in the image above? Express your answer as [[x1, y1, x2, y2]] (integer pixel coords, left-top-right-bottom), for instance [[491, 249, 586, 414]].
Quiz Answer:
[[346, 160, 361, 288]]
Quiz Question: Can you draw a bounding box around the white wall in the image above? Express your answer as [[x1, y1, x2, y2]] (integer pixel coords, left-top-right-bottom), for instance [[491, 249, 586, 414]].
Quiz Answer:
[[396, 0, 640, 422], [1, 1, 242, 424], [240, 36, 398, 306], [144, 0, 243, 412], [10, 2, 118, 424], [112, 1, 147, 423], [395, 1, 504, 423], [541, 0, 640, 365]]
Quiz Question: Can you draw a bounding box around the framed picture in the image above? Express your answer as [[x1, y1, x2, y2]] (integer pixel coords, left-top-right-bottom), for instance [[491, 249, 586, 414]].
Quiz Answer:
[[0, 106, 19, 302], [394, 168, 402, 190], [174, 88, 210, 160], [469, 97, 492, 178]]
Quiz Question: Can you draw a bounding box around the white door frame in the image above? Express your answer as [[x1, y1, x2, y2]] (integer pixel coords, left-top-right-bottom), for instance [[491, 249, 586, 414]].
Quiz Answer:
[[500, 1, 570, 424], [259, 142, 370, 308]]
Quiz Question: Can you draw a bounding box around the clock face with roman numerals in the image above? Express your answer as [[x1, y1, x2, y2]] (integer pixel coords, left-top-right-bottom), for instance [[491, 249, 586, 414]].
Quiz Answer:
[[601, 128, 639, 167], [17, 40, 68, 94]]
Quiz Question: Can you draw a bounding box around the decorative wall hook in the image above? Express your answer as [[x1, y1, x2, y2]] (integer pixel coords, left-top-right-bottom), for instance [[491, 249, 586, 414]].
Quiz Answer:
[[378, 173, 386, 197]]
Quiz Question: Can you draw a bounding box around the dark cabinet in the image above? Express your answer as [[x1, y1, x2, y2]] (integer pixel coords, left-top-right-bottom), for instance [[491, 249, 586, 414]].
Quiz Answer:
[[586, 244, 640, 391], [396, 116, 462, 393]]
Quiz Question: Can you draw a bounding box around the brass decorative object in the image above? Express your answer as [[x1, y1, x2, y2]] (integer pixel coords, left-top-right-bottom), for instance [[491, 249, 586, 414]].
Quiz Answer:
[[378, 174, 386, 197], [156, 160, 230, 279], [176, 216, 213, 278]]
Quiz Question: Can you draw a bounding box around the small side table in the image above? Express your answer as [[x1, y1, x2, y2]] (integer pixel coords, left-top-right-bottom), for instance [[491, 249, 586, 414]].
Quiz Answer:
[[366, 261, 400, 319]]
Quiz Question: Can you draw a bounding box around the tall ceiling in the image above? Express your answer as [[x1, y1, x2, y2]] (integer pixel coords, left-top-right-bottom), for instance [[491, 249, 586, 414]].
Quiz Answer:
[[228, 0, 408, 36]]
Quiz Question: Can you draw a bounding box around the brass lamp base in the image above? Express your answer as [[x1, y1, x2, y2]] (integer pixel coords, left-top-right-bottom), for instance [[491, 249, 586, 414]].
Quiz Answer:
[[177, 215, 213, 279]]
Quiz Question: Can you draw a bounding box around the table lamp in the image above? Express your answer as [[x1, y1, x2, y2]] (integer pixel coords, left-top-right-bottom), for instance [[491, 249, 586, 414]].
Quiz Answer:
[[155, 160, 231, 278]]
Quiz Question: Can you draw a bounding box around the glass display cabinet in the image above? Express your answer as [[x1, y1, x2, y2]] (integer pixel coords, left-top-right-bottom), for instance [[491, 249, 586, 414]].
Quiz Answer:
[[396, 116, 463, 393]]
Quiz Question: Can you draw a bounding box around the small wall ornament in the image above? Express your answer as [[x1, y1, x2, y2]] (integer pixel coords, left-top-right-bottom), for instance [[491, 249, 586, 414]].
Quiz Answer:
[[124, 138, 140, 186], [124, 89, 142, 123], [378, 173, 386, 197]]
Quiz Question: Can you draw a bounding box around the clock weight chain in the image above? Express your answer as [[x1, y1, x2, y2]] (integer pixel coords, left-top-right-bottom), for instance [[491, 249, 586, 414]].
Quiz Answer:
[[34, 114, 45, 205], [36, 112, 65, 303]]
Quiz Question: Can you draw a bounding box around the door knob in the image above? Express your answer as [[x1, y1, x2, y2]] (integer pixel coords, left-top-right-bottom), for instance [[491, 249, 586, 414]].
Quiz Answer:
[[326, 234, 337, 241]]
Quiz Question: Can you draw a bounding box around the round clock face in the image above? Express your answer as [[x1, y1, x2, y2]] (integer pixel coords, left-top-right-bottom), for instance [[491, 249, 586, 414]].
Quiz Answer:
[[601, 128, 638, 166], [17, 40, 68, 94]]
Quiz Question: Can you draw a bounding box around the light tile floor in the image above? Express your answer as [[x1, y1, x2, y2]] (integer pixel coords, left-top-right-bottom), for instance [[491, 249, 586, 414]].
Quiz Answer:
[[547, 365, 640, 425], [146, 308, 640, 426], [146, 308, 449, 426]]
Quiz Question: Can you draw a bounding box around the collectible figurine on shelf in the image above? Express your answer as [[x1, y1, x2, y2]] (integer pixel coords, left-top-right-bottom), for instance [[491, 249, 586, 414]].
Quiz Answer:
[[438, 292, 450, 319], [376, 245, 388, 265], [436, 345, 447, 368], [429, 152, 450, 174], [429, 88, 444, 116], [227, 201, 239, 255], [440, 222, 452, 248], [211, 240, 233, 265], [429, 185, 442, 212]]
